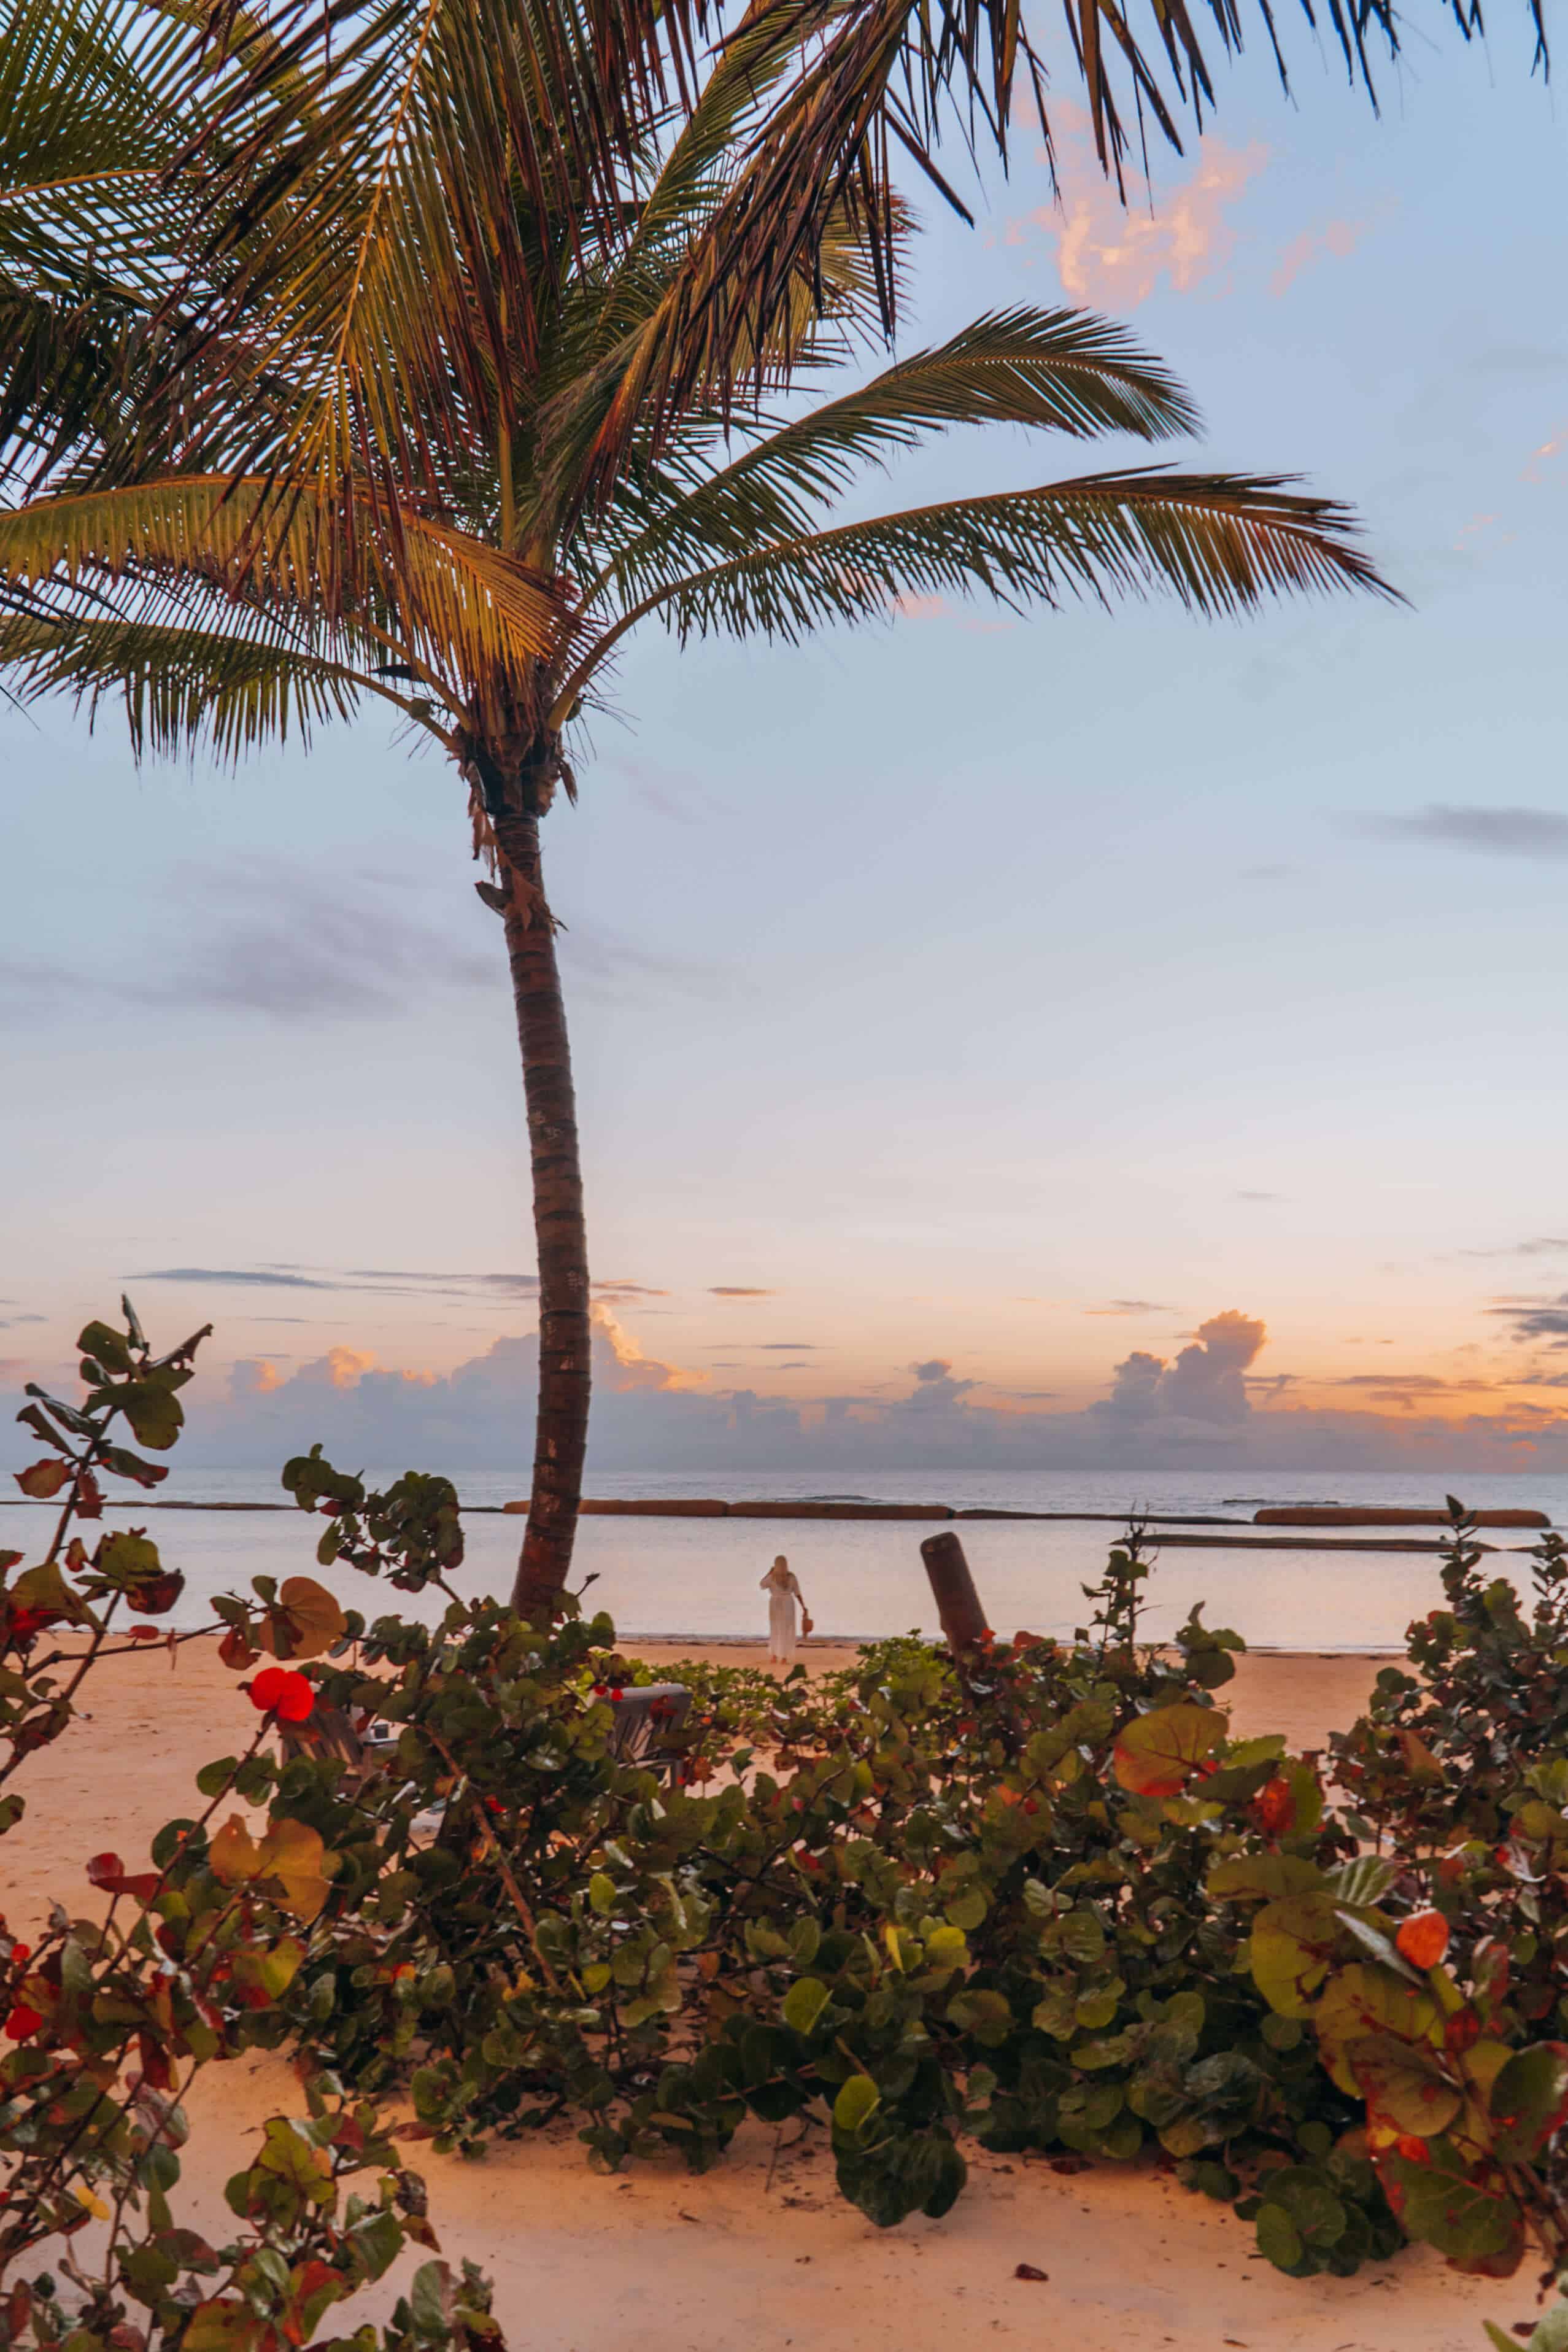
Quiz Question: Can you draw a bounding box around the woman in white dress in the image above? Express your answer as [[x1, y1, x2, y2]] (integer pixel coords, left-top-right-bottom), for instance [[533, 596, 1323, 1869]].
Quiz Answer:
[[760, 1555, 807, 1662]]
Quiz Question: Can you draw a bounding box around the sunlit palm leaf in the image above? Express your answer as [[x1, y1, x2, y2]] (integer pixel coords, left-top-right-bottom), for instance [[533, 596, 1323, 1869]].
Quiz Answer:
[[565, 468, 1396, 695], [0, 478, 568, 688], [0, 580, 384, 758], [586, 308, 1201, 605]]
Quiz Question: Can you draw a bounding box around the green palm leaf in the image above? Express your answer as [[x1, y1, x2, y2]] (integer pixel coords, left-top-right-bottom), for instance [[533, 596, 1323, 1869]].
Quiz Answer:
[[587, 308, 1201, 605], [0, 590, 378, 758], [563, 467, 1396, 697]]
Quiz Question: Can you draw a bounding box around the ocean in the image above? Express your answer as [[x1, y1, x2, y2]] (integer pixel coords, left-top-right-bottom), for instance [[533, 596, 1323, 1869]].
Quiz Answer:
[[4, 1463, 1564, 1654]]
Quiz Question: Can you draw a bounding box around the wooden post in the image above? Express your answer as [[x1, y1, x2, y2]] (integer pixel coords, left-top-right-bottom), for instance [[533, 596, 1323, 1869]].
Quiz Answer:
[[919, 1531, 990, 1657]]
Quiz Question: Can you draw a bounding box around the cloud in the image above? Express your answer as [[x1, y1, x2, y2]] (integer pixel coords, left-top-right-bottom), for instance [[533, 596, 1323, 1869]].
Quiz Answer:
[[1235, 1191, 1284, 1203], [45, 1299, 1568, 1477], [708, 1287, 776, 1298], [1084, 1300, 1166, 1317], [1011, 132, 1267, 309], [1487, 1296, 1568, 1348], [1461, 1239, 1568, 1261], [1094, 1310, 1267, 1432], [756, 1342, 819, 1351], [129, 1264, 664, 1303], [1354, 805, 1568, 859], [0, 1314, 47, 1329], [1270, 218, 1372, 298], [3, 853, 738, 1031], [1523, 426, 1566, 484]]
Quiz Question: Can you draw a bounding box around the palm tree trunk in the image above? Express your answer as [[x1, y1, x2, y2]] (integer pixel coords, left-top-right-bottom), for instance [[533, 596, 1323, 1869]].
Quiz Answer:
[[492, 808, 591, 1619]]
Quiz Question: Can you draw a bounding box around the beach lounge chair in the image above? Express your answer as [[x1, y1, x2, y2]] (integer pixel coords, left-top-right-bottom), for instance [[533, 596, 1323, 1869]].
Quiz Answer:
[[604, 1682, 693, 1778], [279, 1684, 695, 1802]]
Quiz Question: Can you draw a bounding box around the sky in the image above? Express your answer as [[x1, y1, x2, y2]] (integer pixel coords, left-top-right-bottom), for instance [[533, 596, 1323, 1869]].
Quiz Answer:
[[3, 10, 1567, 1475]]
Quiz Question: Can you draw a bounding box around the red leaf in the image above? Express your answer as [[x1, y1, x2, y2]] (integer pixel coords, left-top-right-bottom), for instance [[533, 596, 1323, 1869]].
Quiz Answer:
[[136, 2032, 174, 2091], [87, 1852, 162, 1901], [126, 1570, 185, 1617], [14, 1460, 71, 1500]]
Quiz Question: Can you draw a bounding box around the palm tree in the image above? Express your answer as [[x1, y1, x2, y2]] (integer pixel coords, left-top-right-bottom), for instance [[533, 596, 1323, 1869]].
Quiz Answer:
[[0, 0, 1394, 1617]]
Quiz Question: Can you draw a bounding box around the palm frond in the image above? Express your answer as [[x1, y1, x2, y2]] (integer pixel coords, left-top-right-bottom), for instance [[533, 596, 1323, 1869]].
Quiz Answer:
[[0, 478, 569, 693], [0, 576, 384, 759], [560, 466, 1397, 703], [584, 308, 1200, 606]]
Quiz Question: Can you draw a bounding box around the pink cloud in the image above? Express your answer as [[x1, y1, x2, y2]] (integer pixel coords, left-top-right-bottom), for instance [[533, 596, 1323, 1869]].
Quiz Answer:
[[1270, 218, 1370, 298], [1012, 137, 1268, 310], [1524, 427, 1566, 484]]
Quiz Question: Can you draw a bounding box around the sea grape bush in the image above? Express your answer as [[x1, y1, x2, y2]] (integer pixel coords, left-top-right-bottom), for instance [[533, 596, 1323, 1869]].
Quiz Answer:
[[258, 1473, 1391, 2245], [1213, 1502, 1568, 2284], [14, 1323, 1568, 2331], [1, 1308, 500, 2352], [265, 1459, 1568, 2308]]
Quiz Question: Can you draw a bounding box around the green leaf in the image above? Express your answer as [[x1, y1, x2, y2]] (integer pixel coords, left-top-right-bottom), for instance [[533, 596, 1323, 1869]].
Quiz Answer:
[[1249, 1893, 1343, 2017], [78, 1321, 133, 1373], [1111, 1703, 1226, 1797], [1381, 2142, 1524, 2272], [832, 2075, 881, 2135], [781, 1977, 830, 2037], [1489, 2043, 1568, 2162], [1208, 1853, 1324, 1903], [115, 1381, 183, 1450], [1254, 2204, 1304, 2271], [944, 1886, 987, 1931]]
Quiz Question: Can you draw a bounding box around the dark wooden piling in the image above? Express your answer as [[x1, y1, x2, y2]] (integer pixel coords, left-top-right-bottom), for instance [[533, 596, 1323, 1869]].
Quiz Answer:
[[919, 1530, 990, 1656]]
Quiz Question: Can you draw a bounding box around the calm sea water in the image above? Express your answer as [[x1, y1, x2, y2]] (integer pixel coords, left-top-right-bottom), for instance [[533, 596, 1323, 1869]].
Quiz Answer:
[[4, 1465, 1563, 1654]]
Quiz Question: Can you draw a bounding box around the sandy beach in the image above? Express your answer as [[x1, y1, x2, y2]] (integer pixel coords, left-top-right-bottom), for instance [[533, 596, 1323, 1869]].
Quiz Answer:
[[6, 1633, 1531, 2352]]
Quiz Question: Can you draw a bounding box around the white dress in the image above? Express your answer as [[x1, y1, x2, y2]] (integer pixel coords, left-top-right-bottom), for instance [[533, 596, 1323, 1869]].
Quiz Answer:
[[762, 1565, 803, 1661]]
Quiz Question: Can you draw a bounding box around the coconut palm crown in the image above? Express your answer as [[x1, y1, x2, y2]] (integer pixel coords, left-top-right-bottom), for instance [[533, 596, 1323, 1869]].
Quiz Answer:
[[0, 0, 1396, 1613]]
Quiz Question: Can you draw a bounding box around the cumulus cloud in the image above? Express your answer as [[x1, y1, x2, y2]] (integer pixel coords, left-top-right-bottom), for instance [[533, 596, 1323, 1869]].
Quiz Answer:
[[1008, 125, 1267, 309], [1095, 1310, 1267, 1431], [27, 1302, 1568, 1480], [1354, 805, 1568, 859]]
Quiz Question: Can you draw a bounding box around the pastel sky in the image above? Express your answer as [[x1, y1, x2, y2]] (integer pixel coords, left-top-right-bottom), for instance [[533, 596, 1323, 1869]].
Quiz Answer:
[[3, 20, 1566, 1471]]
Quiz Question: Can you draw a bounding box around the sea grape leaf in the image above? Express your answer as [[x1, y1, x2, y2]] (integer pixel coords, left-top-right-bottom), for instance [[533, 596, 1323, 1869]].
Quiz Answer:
[[1381, 2141, 1524, 2274], [833, 2075, 881, 2136], [256, 1576, 347, 1662], [14, 1460, 71, 1500], [114, 1382, 183, 1451], [1112, 1704, 1225, 1797], [1254, 2203, 1305, 2271], [781, 1978, 830, 2037], [1346, 2032, 1461, 2138], [1489, 2044, 1568, 2163], [1313, 1963, 1440, 2095], [1249, 1894, 1343, 2018], [1208, 1853, 1324, 1903], [77, 1322, 134, 1374]]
